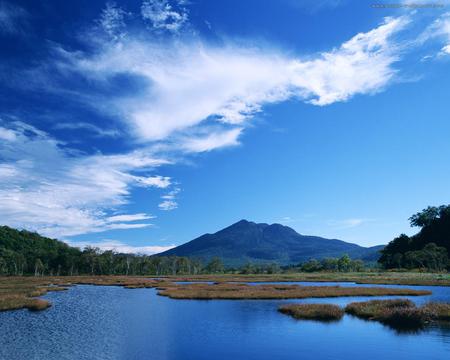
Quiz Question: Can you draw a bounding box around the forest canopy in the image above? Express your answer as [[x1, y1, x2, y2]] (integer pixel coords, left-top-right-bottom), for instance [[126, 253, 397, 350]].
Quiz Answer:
[[378, 205, 450, 270]]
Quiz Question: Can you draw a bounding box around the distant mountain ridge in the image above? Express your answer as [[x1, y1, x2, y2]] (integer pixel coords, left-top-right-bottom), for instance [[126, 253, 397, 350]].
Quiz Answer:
[[158, 219, 384, 266]]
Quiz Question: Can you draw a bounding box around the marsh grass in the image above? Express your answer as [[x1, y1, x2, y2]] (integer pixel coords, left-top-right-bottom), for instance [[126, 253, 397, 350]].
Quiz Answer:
[[0, 276, 165, 312], [345, 299, 415, 319], [157, 282, 431, 300], [27, 299, 51, 311], [166, 272, 450, 286], [279, 303, 344, 321], [345, 299, 450, 330], [422, 302, 450, 320], [0, 274, 442, 313]]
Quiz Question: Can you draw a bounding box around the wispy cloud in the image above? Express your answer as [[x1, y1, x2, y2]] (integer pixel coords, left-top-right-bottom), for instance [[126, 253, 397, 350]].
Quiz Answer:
[[0, 122, 170, 237], [47, 14, 410, 150], [0, 1, 433, 241], [180, 127, 243, 153], [53, 122, 120, 138], [158, 200, 178, 211], [98, 1, 129, 40], [328, 218, 374, 229], [141, 0, 188, 33], [67, 239, 175, 255], [418, 12, 450, 57], [106, 213, 155, 222]]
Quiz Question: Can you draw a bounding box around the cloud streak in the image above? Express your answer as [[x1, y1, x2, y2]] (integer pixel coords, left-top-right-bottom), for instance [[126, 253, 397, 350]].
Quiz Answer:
[[54, 15, 410, 149], [68, 239, 175, 255], [0, 1, 428, 242], [0, 122, 170, 237]]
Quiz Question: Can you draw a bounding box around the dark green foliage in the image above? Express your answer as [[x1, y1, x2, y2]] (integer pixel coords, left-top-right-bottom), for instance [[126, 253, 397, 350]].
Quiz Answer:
[[0, 225, 204, 276], [379, 204, 450, 270], [204, 257, 224, 273], [298, 255, 365, 272], [159, 219, 383, 266]]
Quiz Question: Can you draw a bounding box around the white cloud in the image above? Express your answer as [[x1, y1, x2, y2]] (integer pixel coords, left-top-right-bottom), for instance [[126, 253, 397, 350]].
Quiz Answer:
[[53, 122, 120, 137], [0, 126, 17, 141], [99, 2, 128, 40], [417, 12, 450, 57], [0, 122, 169, 237], [106, 213, 154, 222], [161, 187, 180, 200], [57, 15, 409, 147], [158, 199, 178, 211], [0, 10, 418, 240], [141, 0, 188, 32], [158, 187, 180, 211], [181, 127, 243, 153], [132, 175, 171, 188], [68, 239, 175, 255]]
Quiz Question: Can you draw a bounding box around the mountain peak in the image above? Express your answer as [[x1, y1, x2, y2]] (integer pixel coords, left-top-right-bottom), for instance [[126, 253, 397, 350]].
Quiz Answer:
[[158, 219, 383, 266]]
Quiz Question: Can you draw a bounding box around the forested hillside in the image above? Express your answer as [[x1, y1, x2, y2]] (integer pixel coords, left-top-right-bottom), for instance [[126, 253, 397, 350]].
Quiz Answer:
[[0, 226, 205, 276], [379, 205, 450, 270]]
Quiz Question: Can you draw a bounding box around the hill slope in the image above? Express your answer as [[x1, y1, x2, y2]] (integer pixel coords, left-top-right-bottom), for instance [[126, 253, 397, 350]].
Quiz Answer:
[[158, 220, 383, 266]]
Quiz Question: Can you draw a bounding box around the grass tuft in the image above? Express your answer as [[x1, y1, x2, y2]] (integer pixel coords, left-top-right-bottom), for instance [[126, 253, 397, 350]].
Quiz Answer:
[[279, 303, 344, 321], [345, 299, 415, 319], [26, 298, 51, 311], [345, 299, 450, 330], [422, 302, 450, 320]]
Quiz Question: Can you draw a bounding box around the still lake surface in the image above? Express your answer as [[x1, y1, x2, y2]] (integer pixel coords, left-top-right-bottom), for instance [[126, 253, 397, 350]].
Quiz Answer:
[[1, 282, 449, 360]]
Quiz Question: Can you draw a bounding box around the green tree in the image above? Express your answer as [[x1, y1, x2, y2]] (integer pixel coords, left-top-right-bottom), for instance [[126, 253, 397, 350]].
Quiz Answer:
[[337, 254, 351, 272], [205, 257, 224, 273], [409, 205, 450, 228]]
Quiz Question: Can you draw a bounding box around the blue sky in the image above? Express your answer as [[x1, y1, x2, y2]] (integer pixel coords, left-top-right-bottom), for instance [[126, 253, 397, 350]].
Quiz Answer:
[[1, 0, 450, 253]]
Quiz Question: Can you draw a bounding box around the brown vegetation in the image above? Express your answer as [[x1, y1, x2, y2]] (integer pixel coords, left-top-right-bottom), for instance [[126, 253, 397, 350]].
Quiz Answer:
[[345, 299, 450, 330], [0, 276, 167, 312], [166, 272, 450, 286], [156, 282, 431, 299], [0, 274, 441, 313], [27, 298, 51, 311], [279, 303, 344, 321]]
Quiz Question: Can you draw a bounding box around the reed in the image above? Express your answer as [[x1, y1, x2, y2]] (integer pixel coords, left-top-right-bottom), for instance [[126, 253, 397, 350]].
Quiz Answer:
[[163, 272, 450, 286], [422, 302, 450, 320], [279, 303, 344, 321], [157, 282, 431, 300], [0, 276, 163, 312], [345, 299, 415, 319], [27, 299, 51, 311], [345, 299, 450, 330]]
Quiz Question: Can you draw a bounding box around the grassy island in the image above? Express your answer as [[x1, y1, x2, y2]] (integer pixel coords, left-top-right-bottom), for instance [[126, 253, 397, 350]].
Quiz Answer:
[[156, 282, 431, 300], [279, 303, 344, 321], [345, 299, 450, 330], [0, 275, 433, 311]]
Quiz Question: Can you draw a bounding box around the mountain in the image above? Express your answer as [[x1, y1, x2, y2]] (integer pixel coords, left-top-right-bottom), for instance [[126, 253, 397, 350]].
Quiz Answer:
[[158, 220, 384, 266]]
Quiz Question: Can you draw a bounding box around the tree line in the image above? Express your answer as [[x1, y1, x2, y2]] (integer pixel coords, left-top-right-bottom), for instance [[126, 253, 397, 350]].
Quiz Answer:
[[378, 205, 450, 271], [0, 225, 372, 276], [0, 226, 227, 276], [291, 255, 365, 273]]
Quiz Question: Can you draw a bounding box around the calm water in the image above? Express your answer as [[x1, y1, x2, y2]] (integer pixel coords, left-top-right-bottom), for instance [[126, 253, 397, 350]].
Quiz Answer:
[[1, 282, 450, 360]]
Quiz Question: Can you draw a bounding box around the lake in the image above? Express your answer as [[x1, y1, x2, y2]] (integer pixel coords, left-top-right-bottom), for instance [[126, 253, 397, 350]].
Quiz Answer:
[[1, 282, 449, 360]]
